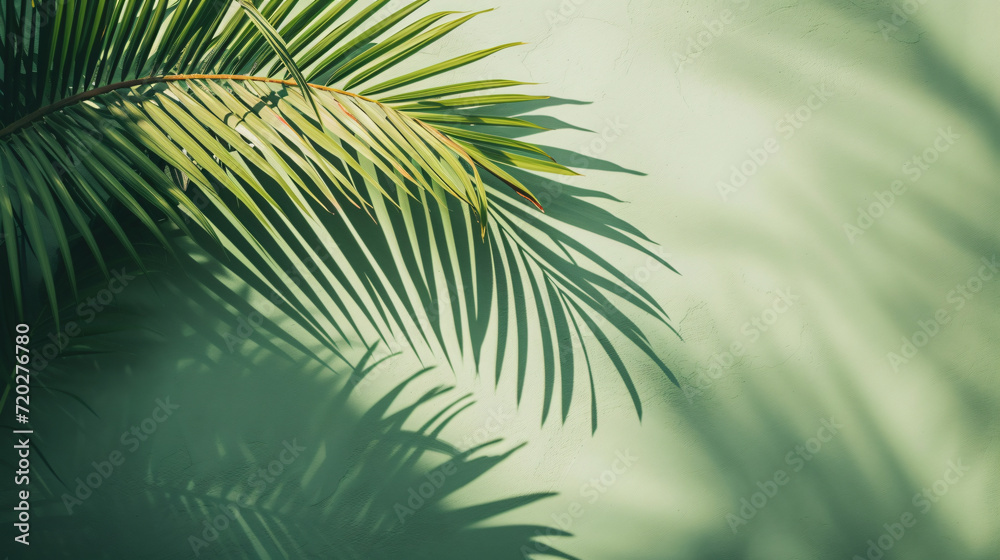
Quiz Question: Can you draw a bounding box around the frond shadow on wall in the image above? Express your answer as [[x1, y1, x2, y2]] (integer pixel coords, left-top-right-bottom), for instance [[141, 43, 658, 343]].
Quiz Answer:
[[141, 85, 683, 432], [0, 0, 684, 433], [1, 231, 578, 559]]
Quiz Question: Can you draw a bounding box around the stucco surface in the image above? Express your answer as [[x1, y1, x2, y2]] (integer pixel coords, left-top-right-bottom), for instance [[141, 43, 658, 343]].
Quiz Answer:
[[11, 2, 999, 559], [402, 1, 1000, 558]]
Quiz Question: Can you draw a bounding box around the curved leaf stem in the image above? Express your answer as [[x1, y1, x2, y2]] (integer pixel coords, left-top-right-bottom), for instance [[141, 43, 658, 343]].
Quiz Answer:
[[0, 74, 376, 137]]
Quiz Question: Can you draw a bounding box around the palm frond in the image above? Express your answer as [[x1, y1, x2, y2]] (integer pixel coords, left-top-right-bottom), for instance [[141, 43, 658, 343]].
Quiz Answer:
[[1, 0, 677, 426]]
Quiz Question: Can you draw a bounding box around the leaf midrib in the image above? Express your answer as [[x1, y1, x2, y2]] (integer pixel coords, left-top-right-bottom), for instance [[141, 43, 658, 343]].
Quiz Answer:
[[0, 74, 374, 137]]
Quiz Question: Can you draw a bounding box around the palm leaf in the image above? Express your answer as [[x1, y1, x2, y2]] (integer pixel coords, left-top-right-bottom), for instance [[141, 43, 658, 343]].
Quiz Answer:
[[1, 0, 678, 426]]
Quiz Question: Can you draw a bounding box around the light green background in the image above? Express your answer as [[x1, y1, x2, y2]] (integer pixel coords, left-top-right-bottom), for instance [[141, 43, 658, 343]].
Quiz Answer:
[[390, 1, 1000, 558], [20, 1, 999, 559]]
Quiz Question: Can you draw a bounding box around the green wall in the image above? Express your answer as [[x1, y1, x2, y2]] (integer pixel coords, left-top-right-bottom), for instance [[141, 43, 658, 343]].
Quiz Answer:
[[427, 1, 1000, 558], [9, 1, 999, 559]]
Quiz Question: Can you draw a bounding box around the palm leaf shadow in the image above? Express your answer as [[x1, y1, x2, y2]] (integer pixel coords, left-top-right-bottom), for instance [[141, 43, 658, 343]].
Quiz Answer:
[[7, 231, 578, 559], [9, 242, 570, 559], [1, 1, 684, 432], [650, 1, 1000, 557], [273, 91, 683, 431]]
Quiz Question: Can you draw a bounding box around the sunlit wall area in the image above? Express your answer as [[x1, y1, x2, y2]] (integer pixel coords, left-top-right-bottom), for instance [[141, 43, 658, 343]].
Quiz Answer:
[[422, 1, 1000, 559], [5, 1, 998, 559]]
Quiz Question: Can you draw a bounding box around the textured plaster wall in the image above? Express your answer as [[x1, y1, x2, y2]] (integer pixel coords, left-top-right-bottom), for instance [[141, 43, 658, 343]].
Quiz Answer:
[[383, 1, 1000, 559], [16, 2, 998, 559]]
